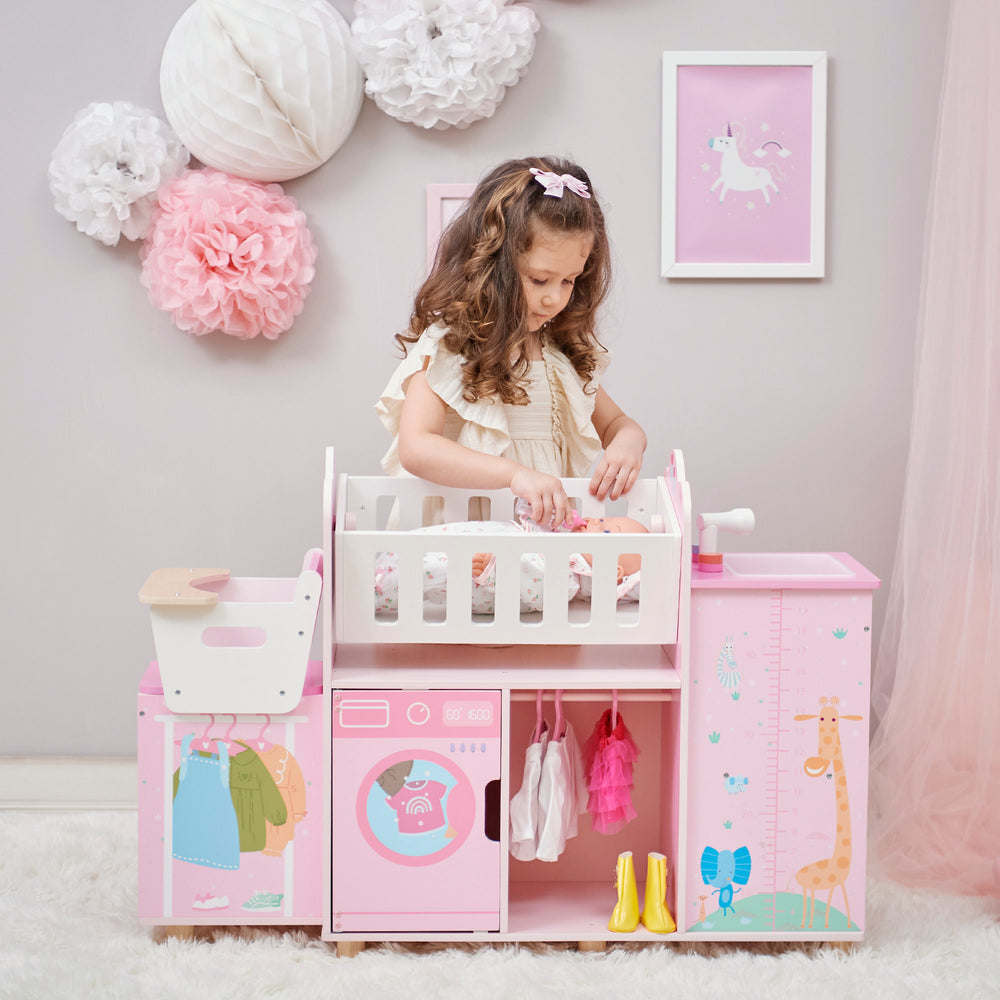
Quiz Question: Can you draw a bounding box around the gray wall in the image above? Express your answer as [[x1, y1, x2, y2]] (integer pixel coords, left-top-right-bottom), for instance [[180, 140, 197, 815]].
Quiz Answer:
[[1, 0, 949, 755]]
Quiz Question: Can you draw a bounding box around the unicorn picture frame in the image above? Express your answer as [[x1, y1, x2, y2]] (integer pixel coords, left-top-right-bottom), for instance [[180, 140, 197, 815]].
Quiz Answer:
[[661, 51, 828, 278]]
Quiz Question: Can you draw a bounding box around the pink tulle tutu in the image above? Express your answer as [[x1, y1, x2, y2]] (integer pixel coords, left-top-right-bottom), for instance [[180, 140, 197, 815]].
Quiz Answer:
[[582, 708, 640, 834]]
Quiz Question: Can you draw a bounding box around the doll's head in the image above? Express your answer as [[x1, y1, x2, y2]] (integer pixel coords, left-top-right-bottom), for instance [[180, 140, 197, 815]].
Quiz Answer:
[[402, 156, 612, 405], [573, 516, 648, 582], [572, 516, 648, 536]]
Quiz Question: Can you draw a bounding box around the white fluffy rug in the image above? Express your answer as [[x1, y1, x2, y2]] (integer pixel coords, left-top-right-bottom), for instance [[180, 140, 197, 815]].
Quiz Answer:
[[1, 811, 997, 1000]]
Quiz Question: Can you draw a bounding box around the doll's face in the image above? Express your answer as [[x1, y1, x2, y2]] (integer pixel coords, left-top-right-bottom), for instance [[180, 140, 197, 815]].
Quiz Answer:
[[574, 517, 647, 581], [574, 516, 648, 535]]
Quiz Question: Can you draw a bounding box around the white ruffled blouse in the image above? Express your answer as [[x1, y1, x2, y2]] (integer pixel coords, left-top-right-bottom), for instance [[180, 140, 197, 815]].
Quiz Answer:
[[376, 322, 609, 479]]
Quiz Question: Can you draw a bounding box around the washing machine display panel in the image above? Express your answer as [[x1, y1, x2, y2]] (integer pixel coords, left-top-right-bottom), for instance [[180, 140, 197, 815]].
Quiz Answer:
[[443, 700, 495, 726]]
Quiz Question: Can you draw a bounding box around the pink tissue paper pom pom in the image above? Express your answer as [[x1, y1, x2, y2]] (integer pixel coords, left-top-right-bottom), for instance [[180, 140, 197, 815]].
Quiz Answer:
[[139, 168, 317, 340]]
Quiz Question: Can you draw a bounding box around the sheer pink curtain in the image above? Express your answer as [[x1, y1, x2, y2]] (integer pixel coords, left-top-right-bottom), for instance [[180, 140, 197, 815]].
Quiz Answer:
[[869, 0, 1000, 896]]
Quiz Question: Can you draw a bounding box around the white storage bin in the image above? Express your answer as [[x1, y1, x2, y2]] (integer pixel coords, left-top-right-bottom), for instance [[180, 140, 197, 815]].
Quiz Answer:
[[139, 550, 322, 714]]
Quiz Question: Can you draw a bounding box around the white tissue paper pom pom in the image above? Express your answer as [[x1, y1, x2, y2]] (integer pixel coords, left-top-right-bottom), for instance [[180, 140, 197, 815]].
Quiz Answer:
[[352, 0, 540, 130], [160, 0, 364, 182], [48, 102, 190, 247]]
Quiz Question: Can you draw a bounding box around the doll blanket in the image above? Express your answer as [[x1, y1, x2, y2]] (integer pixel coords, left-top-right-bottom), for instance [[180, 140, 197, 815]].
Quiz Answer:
[[373, 521, 640, 615]]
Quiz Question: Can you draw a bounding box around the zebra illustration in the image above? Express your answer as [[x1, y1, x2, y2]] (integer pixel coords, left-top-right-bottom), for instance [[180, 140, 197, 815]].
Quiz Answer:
[[716, 634, 740, 692]]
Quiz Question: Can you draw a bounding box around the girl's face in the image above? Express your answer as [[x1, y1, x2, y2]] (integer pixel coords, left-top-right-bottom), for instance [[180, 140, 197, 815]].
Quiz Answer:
[[517, 226, 594, 333]]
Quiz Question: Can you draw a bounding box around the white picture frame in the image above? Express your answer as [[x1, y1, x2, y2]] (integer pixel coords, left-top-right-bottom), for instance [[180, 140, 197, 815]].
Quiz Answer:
[[661, 51, 827, 278]]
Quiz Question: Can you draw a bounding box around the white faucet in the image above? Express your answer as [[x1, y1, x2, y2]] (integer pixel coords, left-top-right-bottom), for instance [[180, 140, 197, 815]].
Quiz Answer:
[[696, 508, 755, 572]]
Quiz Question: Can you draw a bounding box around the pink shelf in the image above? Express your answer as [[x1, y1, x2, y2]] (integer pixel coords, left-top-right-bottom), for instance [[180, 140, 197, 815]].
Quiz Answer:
[[330, 642, 681, 690], [507, 881, 669, 942]]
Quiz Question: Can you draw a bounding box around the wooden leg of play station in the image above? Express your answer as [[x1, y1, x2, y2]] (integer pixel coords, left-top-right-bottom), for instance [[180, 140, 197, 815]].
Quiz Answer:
[[336, 941, 366, 958], [162, 925, 195, 942], [828, 940, 855, 954], [577, 940, 606, 952]]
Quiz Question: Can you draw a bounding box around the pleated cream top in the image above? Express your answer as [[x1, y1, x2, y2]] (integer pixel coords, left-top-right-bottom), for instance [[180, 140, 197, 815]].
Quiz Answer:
[[376, 321, 610, 482]]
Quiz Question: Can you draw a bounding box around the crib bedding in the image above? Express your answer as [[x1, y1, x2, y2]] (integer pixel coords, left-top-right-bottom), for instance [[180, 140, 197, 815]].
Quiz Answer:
[[372, 521, 642, 618]]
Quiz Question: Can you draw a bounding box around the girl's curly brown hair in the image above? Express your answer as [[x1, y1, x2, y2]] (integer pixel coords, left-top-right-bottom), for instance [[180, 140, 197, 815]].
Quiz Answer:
[[397, 156, 612, 406]]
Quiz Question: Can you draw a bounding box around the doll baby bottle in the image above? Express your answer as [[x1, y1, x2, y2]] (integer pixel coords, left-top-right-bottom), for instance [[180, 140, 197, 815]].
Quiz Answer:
[[514, 498, 586, 533]]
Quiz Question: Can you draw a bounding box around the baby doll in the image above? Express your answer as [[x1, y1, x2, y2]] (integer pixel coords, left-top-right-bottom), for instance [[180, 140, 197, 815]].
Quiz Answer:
[[472, 514, 648, 586]]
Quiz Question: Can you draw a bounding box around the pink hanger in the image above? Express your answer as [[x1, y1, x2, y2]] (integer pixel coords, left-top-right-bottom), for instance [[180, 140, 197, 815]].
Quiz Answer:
[[531, 690, 546, 744], [554, 689, 565, 741], [612, 689, 619, 730], [255, 715, 273, 751], [194, 714, 216, 751], [212, 714, 238, 753]]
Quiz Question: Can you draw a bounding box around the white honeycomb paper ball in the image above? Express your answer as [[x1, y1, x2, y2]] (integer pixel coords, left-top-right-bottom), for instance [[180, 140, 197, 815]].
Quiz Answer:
[[160, 0, 364, 182]]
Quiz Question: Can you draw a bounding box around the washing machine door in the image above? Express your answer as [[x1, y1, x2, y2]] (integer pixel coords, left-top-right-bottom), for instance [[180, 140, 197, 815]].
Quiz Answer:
[[332, 690, 502, 933]]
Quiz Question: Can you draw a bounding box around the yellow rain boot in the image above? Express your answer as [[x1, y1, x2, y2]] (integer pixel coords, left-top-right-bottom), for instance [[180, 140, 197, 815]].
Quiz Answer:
[[608, 851, 640, 933], [640, 852, 677, 933]]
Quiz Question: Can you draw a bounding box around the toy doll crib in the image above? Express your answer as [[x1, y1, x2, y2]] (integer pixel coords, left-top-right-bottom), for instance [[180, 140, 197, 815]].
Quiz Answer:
[[333, 458, 684, 646]]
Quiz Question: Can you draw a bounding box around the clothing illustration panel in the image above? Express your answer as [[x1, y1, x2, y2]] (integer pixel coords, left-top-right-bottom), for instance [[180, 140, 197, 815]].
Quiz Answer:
[[172, 742, 287, 855]]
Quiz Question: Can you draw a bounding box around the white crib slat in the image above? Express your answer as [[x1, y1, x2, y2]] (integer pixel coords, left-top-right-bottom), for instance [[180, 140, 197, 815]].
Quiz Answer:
[[540, 549, 570, 630], [493, 547, 522, 633], [588, 550, 621, 632], [397, 537, 430, 633], [445, 545, 473, 627]]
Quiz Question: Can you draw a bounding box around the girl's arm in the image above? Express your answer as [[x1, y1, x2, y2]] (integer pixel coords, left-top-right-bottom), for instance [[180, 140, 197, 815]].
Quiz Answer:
[[589, 386, 647, 501], [398, 371, 572, 525]]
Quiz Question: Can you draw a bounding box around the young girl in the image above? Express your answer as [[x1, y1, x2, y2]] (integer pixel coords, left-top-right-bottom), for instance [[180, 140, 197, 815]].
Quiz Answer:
[[376, 156, 646, 528]]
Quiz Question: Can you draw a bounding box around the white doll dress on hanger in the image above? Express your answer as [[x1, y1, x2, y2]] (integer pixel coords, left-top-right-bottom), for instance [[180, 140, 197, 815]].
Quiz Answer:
[[535, 694, 587, 862], [508, 725, 550, 862]]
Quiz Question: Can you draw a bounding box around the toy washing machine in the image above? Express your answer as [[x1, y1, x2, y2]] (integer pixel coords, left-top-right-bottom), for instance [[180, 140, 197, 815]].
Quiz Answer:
[[331, 689, 502, 933]]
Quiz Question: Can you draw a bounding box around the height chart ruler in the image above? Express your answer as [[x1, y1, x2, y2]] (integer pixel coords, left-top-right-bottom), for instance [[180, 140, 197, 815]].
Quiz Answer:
[[760, 588, 791, 930], [686, 578, 874, 936]]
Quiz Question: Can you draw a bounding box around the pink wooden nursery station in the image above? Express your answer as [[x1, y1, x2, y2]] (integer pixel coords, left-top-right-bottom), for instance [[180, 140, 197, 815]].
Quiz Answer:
[[137, 447, 878, 954]]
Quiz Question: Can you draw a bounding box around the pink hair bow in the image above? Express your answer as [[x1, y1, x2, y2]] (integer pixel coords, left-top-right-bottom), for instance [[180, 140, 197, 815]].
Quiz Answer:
[[530, 168, 591, 200]]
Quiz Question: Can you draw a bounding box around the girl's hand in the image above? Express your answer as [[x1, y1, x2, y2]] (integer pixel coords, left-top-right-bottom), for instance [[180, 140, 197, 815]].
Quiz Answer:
[[589, 387, 647, 501], [509, 467, 570, 527], [589, 440, 643, 501]]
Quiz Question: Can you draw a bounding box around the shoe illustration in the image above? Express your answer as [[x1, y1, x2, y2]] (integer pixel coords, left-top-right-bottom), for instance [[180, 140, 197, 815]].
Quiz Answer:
[[191, 893, 229, 910], [241, 890, 284, 912]]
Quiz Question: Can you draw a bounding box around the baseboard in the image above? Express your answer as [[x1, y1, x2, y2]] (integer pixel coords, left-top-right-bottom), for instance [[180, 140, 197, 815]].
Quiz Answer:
[[0, 756, 137, 810]]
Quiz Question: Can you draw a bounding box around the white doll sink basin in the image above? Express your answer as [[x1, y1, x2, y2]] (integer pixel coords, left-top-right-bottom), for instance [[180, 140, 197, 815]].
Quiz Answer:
[[723, 552, 854, 578]]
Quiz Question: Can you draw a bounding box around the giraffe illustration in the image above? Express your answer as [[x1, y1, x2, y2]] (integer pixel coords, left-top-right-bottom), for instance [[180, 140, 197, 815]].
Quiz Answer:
[[793, 696, 862, 929]]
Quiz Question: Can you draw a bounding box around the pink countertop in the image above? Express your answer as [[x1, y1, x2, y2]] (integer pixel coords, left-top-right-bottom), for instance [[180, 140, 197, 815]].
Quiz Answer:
[[691, 552, 880, 590]]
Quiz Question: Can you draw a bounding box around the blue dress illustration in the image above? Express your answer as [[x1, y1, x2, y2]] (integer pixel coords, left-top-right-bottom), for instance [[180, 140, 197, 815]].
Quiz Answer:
[[172, 734, 240, 870]]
